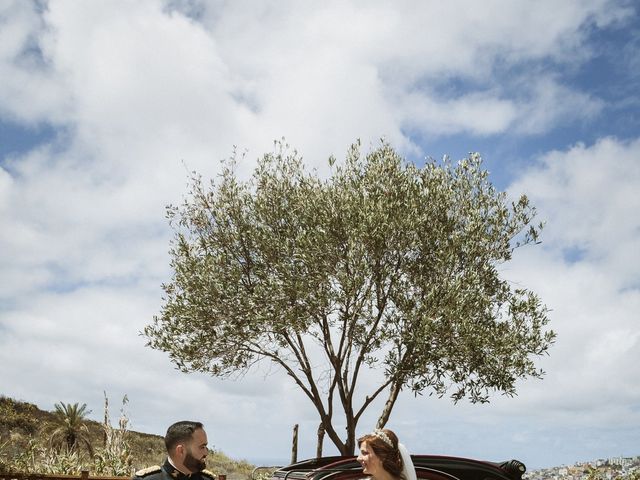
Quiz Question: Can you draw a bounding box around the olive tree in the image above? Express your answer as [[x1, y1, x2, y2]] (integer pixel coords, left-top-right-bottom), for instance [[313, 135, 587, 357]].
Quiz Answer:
[[145, 140, 555, 455]]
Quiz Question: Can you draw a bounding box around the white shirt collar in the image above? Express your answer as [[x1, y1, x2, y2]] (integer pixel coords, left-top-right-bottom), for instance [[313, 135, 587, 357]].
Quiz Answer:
[[167, 456, 189, 476]]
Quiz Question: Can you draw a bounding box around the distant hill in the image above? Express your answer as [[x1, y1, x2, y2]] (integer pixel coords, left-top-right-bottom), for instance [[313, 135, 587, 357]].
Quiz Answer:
[[0, 395, 255, 479]]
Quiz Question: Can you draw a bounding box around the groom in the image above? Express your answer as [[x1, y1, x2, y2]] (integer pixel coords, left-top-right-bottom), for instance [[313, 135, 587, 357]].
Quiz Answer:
[[133, 421, 216, 480]]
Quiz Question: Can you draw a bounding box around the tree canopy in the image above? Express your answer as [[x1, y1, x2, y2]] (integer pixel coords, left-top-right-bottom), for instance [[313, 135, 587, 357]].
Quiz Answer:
[[145, 140, 555, 455]]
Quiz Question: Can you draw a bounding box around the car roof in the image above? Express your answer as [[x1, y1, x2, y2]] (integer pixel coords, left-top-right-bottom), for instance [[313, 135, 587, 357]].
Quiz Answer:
[[269, 455, 526, 480]]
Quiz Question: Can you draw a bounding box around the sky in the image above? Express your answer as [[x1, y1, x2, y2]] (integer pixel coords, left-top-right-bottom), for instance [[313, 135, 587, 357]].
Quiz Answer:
[[0, 0, 639, 472]]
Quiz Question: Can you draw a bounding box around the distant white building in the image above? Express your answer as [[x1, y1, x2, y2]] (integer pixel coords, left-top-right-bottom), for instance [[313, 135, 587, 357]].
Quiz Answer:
[[609, 456, 633, 467]]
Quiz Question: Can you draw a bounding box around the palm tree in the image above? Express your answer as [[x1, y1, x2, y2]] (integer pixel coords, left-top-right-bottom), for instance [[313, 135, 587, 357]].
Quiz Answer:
[[48, 402, 94, 456]]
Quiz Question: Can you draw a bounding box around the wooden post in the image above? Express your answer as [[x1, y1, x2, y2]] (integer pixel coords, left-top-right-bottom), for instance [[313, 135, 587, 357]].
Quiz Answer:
[[81, 471, 89, 480], [316, 422, 324, 458], [291, 424, 299, 464]]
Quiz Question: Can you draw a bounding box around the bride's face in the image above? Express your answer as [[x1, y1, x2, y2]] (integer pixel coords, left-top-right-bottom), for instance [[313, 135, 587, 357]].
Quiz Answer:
[[357, 440, 384, 478]]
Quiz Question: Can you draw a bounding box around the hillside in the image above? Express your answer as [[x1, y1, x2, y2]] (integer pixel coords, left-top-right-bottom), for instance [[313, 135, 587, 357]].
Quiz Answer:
[[0, 395, 255, 479]]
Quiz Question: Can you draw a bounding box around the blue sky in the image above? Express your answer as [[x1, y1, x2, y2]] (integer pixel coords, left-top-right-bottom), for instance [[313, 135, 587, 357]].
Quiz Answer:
[[1, 0, 639, 472]]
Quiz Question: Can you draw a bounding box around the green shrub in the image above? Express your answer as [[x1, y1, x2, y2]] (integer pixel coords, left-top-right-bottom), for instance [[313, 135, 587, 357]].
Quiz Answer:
[[0, 397, 38, 435]]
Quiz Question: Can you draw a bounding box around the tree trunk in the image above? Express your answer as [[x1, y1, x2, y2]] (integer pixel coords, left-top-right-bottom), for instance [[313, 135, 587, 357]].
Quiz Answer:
[[342, 416, 358, 456], [343, 432, 356, 456], [376, 380, 403, 429]]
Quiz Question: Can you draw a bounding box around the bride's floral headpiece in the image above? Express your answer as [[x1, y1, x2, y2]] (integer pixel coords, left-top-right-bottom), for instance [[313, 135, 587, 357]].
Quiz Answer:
[[372, 429, 393, 448]]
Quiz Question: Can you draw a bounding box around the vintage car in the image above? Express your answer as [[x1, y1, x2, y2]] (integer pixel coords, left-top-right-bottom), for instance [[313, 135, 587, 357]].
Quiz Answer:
[[268, 455, 526, 480]]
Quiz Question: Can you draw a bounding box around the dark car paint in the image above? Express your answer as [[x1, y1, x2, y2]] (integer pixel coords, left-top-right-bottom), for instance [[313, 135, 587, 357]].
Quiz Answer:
[[270, 455, 526, 480]]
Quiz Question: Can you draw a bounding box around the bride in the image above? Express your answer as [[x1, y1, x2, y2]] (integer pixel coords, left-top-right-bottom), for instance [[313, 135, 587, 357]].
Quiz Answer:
[[356, 428, 417, 480]]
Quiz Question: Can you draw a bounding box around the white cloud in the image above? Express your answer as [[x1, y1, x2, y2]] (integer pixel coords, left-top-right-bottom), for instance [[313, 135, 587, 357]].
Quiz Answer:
[[0, 165, 13, 209], [513, 76, 604, 134], [511, 137, 640, 286], [493, 137, 640, 419], [190, 0, 625, 140], [2, 0, 625, 153], [396, 89, 518, 136], [0, 1, 71, 123]]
